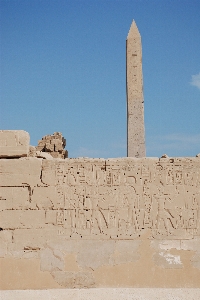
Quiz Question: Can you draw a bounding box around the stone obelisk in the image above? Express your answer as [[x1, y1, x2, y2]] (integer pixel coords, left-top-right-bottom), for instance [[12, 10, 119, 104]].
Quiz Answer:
[[126, 20, 146, 157]]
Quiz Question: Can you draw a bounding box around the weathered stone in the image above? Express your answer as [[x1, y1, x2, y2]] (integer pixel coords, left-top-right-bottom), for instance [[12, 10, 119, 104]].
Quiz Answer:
[[0, 210, 45, 229], [0, 187, 33, 210], [40, 247, 64, 272], [0, 130, 30, 158], [0, 230, 12, 257], [76, 240, 115, 269], [32, 186, 57, 209], [160, 154, 169, 158], [29, 145, 36, 157], [0, 158, 42, 187], [0, 155, 200, 289], [35, 151, 54, 159], [36, 132, 68, 159], [12, 227, 59, 250], [52, 271, 95, 288], [126, 21, 145, 157]]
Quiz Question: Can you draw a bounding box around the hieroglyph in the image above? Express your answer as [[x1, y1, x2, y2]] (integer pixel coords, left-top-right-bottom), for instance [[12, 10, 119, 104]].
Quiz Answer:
[[1, 157, 199, 241], [43, 158, 200, 239]]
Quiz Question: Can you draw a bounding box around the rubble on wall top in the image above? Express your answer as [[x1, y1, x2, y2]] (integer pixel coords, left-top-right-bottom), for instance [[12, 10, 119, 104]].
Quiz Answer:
[[0, 130, 199, 159], [35, 132, 68, 159], [0, 130, 68, 159]]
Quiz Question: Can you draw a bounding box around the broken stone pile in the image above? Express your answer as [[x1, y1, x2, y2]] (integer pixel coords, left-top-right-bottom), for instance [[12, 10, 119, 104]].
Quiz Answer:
[[36, 132, 68, 159]]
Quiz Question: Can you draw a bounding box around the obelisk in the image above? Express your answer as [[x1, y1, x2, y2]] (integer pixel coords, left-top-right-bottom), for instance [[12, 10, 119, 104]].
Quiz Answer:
[[126, 20, 146, 157]]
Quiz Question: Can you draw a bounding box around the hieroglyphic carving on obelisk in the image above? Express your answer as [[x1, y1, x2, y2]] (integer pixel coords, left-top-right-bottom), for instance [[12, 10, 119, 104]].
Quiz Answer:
[[126, 20, 146, 157]]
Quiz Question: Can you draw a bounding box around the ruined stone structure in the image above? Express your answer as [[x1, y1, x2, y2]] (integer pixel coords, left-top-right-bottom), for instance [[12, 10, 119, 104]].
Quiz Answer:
[[36, 132, 68, 159], [126, 21, 145, 157], [0, 21, 200, 299], [0, 130, 200, 296]]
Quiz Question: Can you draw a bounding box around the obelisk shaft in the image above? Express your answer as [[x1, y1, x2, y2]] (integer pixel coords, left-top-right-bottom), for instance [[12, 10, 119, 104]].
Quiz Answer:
[[126, 21, 146, 157]]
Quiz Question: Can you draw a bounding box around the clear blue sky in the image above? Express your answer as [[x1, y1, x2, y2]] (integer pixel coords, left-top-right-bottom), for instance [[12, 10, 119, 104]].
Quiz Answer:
[[1, 0, 200, 158]]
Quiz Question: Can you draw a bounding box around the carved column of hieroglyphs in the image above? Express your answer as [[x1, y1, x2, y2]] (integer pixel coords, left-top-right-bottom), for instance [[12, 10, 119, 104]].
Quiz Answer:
[[126, 21, 146, 157]]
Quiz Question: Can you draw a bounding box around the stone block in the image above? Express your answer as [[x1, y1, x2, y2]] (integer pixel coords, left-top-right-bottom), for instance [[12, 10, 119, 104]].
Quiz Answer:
[[0, 130, 30, 158], [45, 210, 57, 224], [0, 158, 42, 187], [29, 145, 36, 157], [0, 210, 45, 229], [0, 230, 12, 257], [32, 187, 57, 209], [0, 187, 33, 210], [13, 227, 59, 250], [35, 151, 54, 159]]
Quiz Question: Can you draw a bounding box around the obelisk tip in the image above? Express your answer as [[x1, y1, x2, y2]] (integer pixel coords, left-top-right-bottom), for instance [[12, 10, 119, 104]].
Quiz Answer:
[[127, 20, 140, 39]]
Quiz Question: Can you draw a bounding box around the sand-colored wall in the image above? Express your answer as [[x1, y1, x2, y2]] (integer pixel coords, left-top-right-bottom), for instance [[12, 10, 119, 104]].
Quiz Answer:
[[0, 154, 200, 289]]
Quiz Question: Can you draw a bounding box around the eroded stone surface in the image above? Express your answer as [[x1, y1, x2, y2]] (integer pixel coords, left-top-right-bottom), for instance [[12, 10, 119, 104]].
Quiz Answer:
[[0, 158, 42, 187], [52, 271, 95, 288], [0, 156, 200, 289], [36, 132, 68, 159]]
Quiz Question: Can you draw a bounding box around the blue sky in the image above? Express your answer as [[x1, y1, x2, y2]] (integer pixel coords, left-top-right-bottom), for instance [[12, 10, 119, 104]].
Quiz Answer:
[[1, 0, 200, 158]]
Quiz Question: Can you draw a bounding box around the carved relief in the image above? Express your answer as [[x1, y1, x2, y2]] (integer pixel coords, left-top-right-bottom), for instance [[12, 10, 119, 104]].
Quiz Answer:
[[1, 156, 200, 289], [1, 158, 199, 242], [35, 158, 200, 239]]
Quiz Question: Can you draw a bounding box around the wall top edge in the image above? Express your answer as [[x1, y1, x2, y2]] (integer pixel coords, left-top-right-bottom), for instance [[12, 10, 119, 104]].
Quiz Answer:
[[0, 156, 199, 161]]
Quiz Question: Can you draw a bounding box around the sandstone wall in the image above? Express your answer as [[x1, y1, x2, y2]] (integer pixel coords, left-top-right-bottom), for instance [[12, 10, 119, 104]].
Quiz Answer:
[[0, 154, 200, 289]]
